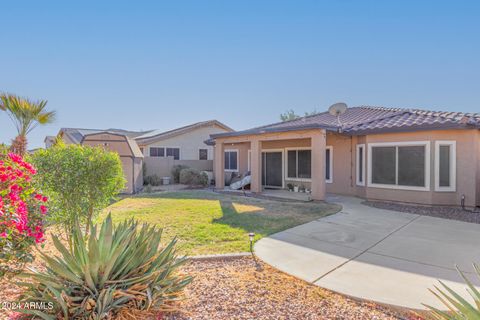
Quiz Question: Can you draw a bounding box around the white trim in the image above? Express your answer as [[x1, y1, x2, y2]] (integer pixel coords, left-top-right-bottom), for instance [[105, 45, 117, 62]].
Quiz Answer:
[[326, 146, 333, 184], [367, 141, 431, 191], [285, 147, 312, 181], [356, 144, 365, 186], [224, 149, 239, 172], [261, 149, 285, 189], [434, 141, 456, 192]]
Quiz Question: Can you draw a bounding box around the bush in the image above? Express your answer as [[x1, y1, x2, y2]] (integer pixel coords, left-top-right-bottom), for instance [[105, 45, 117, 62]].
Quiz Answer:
[[171, 165, 189, 183], [31, 144, 125, 235], [19, 214, 192, 319], [144, 174, 162, 186], [0, 150, 48, 276], [179, 168, 208, 186]]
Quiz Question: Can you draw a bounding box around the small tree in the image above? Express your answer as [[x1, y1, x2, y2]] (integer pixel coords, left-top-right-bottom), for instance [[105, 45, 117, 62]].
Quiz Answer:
[[31, 144, 125, 235], [0, 148, 49, 276], [0, 93, 56, 155], [280, 109, 300, 122]]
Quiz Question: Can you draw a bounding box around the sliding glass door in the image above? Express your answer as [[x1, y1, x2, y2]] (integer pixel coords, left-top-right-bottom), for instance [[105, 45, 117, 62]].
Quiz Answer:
[[261, 151, 283, 188]]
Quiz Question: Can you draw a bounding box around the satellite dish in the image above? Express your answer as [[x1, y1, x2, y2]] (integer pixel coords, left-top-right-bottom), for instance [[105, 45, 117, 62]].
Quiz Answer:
[[328, 102, 348, 116], [328, 102, 348, 132]]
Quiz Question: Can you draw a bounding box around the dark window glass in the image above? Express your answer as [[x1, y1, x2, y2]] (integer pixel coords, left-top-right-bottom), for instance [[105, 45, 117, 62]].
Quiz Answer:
[[150, 147, 164, 157], [398, 146, 425, 187], [166, 148, 180, 160], [199, 149, 208, 160], [439, 145, 451, 187], [358, 147, 363, 183], [224, 151, 238, 170], [325, 149, 331, 180], [371, 147, 396, 185], [287, 150, 297, 178], [298, 150, 311, 179]]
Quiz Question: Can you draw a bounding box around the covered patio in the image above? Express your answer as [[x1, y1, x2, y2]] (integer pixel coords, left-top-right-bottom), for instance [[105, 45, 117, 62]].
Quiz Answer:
[[212, 129, 328, 201]]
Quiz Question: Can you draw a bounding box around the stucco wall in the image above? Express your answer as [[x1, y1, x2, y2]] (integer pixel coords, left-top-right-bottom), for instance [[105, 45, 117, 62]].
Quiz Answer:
[[361, 129, 478, 207], [141, 124, 229, 160], [476, 131, 480, 207]]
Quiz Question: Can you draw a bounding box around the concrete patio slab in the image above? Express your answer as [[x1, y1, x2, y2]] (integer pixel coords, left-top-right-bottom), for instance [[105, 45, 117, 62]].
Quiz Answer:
[[254, 195, 480, 310]]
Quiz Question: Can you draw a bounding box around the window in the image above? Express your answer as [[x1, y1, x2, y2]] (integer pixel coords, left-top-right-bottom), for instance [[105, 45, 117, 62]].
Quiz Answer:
[[368, 141, 430, 191], [287, 148, 332, 181], [224, 150, 238, 171], [150, 147, 164, 157], [325, 146, 333, 183], [166, 147, 180, 160], [199, 149, 208, 160], [356, 144, 365, 186], [435, 141, 456, 192], [287, 150, 311, 179]]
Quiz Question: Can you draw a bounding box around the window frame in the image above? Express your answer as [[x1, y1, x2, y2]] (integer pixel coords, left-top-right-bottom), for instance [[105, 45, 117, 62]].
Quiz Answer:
[[284, 146, 332, 182], [434, 141, 456, 192], [224, 149, 239, 172], [325, 146, 333, 184], [367, 141, 431, 191], [165, 147, 181, 160], [356, 144, 365, 186], [149, 147, 165, 157], [199, 148, 208, 160]]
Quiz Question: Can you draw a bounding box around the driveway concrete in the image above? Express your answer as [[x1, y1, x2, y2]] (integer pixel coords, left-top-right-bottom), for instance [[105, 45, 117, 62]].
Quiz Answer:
[[254, 195, 480, 310]]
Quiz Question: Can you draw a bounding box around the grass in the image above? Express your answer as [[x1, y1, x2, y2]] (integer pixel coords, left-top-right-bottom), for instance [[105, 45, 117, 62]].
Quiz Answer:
[[100, 190, 341, 256]]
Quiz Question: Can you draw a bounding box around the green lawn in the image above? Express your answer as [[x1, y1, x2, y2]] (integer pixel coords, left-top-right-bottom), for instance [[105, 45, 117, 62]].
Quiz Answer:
[[100, 190, 341, 256]]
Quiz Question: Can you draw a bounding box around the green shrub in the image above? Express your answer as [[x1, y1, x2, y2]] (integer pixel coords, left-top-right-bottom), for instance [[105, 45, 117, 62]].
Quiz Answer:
[[144, 184, 153, 193], [19, 214, 192, 319], [144, 174, 162, 186], [171, 165, 189, 183], [179, 168, 208, 186], [31, 144, 125, 235], [425, 263, 480, 319]]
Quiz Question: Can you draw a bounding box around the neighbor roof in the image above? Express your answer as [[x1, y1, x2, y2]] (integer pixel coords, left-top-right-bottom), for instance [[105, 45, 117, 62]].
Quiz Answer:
[[59, 128, 153, 144], [211, 106, 480, 138], [134, 120, 234, 144]]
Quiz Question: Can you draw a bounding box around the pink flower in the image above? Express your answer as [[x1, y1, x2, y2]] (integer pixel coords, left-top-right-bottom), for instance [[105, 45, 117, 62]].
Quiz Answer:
[[0, 232, 7, 238], [34, 194, 43, 201], [40, 205, 48, 215], [42, 196, 48, 203]]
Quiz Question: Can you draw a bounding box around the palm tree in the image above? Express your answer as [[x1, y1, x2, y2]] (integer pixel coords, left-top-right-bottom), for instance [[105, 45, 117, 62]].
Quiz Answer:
[[0, 93, 56, 155]]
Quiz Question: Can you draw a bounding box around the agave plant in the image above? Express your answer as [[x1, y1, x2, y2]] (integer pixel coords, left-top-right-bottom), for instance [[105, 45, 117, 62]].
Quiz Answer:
[[425, 264, 480, 319], [18, 214, 192, 319]]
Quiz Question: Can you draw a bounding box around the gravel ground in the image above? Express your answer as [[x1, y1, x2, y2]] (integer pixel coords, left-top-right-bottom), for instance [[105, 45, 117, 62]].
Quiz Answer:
[[1, 254, 422, 320], [166, 256, 421, 320], [363, 200, 480, 224]]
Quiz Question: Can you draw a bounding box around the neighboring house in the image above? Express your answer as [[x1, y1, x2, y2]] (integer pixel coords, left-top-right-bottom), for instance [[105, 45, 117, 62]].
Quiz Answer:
[[49, 120, 233, 193], [136, 120, 233, 179], [210, 106, 480, 208]]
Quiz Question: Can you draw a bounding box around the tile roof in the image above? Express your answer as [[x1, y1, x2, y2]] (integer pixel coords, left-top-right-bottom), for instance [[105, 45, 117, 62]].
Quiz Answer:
[[211, 106, 480, 138]]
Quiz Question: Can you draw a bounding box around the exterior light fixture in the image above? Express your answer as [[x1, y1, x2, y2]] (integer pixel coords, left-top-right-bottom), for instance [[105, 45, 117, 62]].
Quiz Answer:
[[249, 232, 255, 252]]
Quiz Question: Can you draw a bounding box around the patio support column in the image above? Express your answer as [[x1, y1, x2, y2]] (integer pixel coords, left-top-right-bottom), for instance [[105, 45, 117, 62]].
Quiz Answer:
[[250, 139, 262, 193], [311, 129, 326, 200], [214, 140, 225, 189]]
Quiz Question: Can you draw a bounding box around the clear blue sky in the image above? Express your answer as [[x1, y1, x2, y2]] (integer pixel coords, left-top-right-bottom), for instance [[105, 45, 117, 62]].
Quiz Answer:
[[1, 0, 479, 148]]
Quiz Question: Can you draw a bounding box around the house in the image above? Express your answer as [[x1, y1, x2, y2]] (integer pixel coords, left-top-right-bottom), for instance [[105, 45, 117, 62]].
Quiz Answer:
[[210, 106, 480, 208], [50, 120, 233, 193], [136, 120, 233, 179]]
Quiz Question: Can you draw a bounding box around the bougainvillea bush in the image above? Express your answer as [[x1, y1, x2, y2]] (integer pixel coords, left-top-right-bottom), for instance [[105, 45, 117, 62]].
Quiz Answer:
[[0, 150, 48, 276]]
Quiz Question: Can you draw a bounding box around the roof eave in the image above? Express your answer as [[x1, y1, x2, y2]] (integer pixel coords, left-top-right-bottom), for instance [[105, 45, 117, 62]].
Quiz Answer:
[[346, 123, 475, 136], [210, 124, 338, 139]]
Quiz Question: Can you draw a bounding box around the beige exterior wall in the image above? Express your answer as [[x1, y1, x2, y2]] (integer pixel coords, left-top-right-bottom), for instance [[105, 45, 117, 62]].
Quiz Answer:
[[82, 133, 143, 194], [140, 124, 230, 160], [213, 128, 480, 207]]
